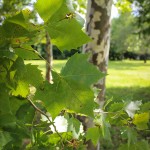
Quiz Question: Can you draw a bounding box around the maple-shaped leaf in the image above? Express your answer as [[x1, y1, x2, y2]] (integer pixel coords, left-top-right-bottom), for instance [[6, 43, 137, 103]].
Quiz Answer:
[[34, 54, 105, 118], [34, 73, 94, 118], [109, 102, 124, 112], [35, 0, 91, 50]]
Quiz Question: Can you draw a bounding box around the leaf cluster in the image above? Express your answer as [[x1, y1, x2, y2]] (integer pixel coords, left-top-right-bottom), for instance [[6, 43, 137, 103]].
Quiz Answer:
[[0, 0, 149, 149]]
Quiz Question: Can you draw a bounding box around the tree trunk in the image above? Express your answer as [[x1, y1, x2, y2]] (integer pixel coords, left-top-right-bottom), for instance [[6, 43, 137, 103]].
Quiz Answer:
[[144, 52, 147, 63], [83, 0, 112, 105], [83, 0, 112, 149], [45, 32, 53, 82]]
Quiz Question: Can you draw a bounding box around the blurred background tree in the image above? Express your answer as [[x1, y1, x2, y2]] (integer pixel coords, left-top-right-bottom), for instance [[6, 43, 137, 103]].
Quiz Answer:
[[113, 0, 150, 62], [0, 0, 32, 23]]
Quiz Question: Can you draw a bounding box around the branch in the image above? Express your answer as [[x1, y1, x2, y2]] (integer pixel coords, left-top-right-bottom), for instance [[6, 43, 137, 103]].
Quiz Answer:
[[27, 97, 63, 143]]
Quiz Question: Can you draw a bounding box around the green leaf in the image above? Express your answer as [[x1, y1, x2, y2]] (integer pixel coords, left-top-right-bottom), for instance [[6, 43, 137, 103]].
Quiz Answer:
[[9, 97, 26, 115], [71, 118, 81, 134], [0, 85, 15, 127], [34, 54, 104, 118], [99, 114, 111, 141], [12, 62, 43, 97], [0, 131, 12, 148], [0, 50, 17, 60], [23, 64, 43, 87], [6, 11, 27, 28], [61, 53, 105, 87], [1, 11, 42, 48], [16, 103, 35, 124], [14, 48, 40, 60], [3, 21, 28, 39], [48, 132, 72, 145], [47, 18, 91, 50], [109, 102, 124, 112], [36, 0, 90, 50], [107, 102, 127, 124], [86, 127, 100, 146], [126, 127, 137, 146], [133, 113, 149, 130], [35, 0, 63, 22], [65, 114, 81, 133], [0, 85, 10, 114], [12, 80, 29, 97]]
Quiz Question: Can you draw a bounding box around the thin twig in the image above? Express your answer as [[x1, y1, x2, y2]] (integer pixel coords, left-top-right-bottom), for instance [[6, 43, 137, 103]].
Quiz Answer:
[[27, 97, 63, 141]]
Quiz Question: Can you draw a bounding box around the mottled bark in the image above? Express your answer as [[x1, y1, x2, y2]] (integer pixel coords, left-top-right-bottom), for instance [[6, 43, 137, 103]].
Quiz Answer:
[[83, 0, 112, 149], [45, 32, 53, 82], [84, 0, 112, 105]]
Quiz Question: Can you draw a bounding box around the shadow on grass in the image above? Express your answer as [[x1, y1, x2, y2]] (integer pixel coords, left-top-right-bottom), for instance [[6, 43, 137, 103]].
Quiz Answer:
[[106, 86, 150, 103]]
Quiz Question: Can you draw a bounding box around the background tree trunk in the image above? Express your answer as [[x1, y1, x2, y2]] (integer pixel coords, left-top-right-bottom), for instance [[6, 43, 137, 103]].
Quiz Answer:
[[45, 32, 53, 82], [83, 0, 112, 105]]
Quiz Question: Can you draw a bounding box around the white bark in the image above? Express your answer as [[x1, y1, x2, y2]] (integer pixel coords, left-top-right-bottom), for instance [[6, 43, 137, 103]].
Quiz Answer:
[[83, 0, 112, 149], [84, 0, 112, 104]]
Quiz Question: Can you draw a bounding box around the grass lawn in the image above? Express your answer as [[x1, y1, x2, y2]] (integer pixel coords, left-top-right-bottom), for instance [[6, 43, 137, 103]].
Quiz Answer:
[[106, 60, 150, 103], [25, 59, 150, 103]]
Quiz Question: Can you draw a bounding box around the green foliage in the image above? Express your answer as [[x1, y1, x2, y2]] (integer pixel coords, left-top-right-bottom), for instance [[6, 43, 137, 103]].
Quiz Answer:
[[133, 113, 149, 130], [110, 13, 136, 57], [35, 0, 91, 50], [116, 0, 132, 13], [0, 0, 149, 149], [119, 140, 150, 150], [110, 11, 150, 60], [0, 131, 12, 149], [34, 54, 104, 118], [86, 127, 100, 146], [129, 0, 150, 35]]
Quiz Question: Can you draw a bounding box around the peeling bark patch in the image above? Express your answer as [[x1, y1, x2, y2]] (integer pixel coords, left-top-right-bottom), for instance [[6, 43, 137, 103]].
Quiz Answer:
[[92, 53, 98, 65], [97, 51, 104, 64]]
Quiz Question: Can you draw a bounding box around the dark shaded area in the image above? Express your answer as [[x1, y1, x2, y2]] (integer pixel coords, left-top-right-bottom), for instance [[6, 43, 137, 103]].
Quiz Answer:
[[34, 44, 81, 60], [106, 86, 150, 103], [109, 50, 150, 61]]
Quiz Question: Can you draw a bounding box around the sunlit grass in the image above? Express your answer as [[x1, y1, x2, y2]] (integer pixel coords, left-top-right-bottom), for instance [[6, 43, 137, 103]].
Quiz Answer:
[[106, 60, 150, 102], [107, 60, 150, 87], [25, 59, 150, 103]]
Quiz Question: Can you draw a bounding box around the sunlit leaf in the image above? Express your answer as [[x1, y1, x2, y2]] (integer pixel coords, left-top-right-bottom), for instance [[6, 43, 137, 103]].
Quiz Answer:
[[34, 54, 104, 118], [35, 0, 90, 50], [133, 113, 149, 130]]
